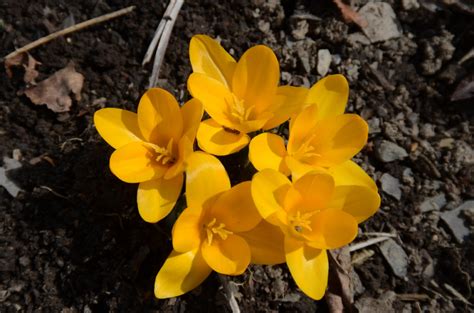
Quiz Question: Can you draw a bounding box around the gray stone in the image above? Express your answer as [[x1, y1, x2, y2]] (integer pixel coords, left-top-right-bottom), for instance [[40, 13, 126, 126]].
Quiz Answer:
[[380, 173, 402, 200], [359, 2, 402, 43], [355, 291, 396, 313], [317, 49, 331, 76], [379, 239, 408, 278], [375, 140, 408, 162], [440, 201, 474, 243], [402, 0, 420, 10], [419, 193, 447, 213]]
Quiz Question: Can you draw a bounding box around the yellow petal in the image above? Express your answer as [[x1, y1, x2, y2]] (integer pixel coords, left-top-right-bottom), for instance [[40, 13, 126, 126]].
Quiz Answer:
[[239, 220, 285, 265], [110, 141, 166, 183], [306, 114, 369, 167], [201, 234, 251, 275], [262, 86, 309, 130], [251, 169, 291, 222], [187, 73, 235, 129], [137, 174, 183, 223], [305, 74, 349, 120], [285, 156, 317, 181], [287, 105, 319, 155], [328, 186, 380, 223], [285, 238, 328, 300], [94, 108, 143, 149], [181, 98, 203, 141], [154, 249, 212, 299], [211, 182, 261, 233], [164, 136, 193, 180], [196, 119, 250, 156], [185, 151, 230, 209], [305, 209, 358, 249], [293, 171, 335, 211], [137, 88, 183, 146], [328, 160, 377, 191], [249, 133, 289, 175], [172, 207, 203, 253], [189, 34, 236, 88], [232, 45, 279, 114]]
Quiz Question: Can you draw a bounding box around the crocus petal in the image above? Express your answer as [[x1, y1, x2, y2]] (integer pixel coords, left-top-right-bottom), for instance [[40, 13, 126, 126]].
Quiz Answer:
[[201, 234, 251, 275], [94, 108, 143, 149], [189, 34, 236, 88], [262, 86, 309, 130], [249, 133, 289, 175], [137, 88, 183, 146], [328, 160, 377, 191], [285, 156, 317, 181], [328, 186, 380, 223], [172, 207, 203, 253], [305, 74, 349, 121], [137, 174, 183, 223], [287, 105, 319, 155], [181, 98, 204, 142], [240, 220, 285, 265], [307, 114, 369, 167], [232, 45, 279, 114], [251, 169, 291, 224], [110, 141, 166, 183], [164, 136, 193, 180], [196, 119, 250, 156], [185, 151, 230, 209], [188, 73, 235, 129], [293, 171, 335, 211], [154, 249, 212, 299], [305, 209, 358, 249], [285, 238, 328, 300], [211, 182, 261, 233]]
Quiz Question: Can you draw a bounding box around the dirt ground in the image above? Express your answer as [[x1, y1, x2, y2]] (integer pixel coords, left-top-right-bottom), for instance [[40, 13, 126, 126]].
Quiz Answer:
[[1, 0, 473, 312]]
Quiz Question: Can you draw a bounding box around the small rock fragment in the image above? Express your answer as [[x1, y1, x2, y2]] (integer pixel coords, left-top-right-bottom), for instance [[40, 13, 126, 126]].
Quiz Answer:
[[379, 239, 408, 278], [375, 140, 408, 162], [359, 2, 401, 43], [440, 201, 474, 243], [317, 49, 331, 76], [380, 173, 402, 200], [0, 157, 22, 197], [402, 0, 420, 10], [355, 291, 396, 313], [419, 193, 447, 213]]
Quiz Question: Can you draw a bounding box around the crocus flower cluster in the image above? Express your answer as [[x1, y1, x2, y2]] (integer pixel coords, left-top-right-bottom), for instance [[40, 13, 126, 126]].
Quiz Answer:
[[94, 34, 380, 301]]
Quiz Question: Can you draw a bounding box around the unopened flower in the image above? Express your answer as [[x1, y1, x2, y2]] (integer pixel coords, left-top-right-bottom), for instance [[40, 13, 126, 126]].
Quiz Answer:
[[155, 152, 267, 298], [94, 88, 202, 223], [249, 74, 376, 189], [188, 35, 307, 156], [251, 169, 380, 299]]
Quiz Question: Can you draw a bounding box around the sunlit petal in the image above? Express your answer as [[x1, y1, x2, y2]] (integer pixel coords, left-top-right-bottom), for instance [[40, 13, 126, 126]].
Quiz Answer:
[[249, 133, 289, 175], [189, 34, 236, 88], [185, 151, 230, 209], [201, 234, 251, 275], [154, 249, 212, 299], [137, 88, 183, 146], [328, 160, 377, 190], [137, 174, 183, 223], [328, 185, 381, 223], [196, 119, 250, 156], [94, 108, 143, 149], [262, 86, 309, 130], [172, 206, 203, 253], [164, 136, 193, 180], [181, 98, 203, 142], [293, 171, 335, 211], [287, 105, 319, 155], [239, 220, 285, 265], [285, 156, 317, 181], [285, 238, 328, 300], [110, 141, 166, 183], [305, 74, 349, 121]]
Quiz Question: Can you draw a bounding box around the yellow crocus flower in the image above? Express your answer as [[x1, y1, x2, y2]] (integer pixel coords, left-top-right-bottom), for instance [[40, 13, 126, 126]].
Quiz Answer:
[[154, 152, 269, 298], [249, 74, 377, 190], [94, 88, 202, 223], [251, 169, 380, 299], [187, 35, 308, 156]]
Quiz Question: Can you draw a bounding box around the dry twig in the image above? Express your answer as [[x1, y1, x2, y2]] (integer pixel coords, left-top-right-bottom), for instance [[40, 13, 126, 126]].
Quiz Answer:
[[3, 6, 135, 61], [349, 236, 391, 252]]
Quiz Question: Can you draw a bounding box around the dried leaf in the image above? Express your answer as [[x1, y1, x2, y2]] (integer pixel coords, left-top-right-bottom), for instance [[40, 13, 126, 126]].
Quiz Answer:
[[332, 0, 368, 28], [4, 52, 41, 83], [451, 74, 474, 101], [24, 62, 84, 113], [326, 248, 354, 313]]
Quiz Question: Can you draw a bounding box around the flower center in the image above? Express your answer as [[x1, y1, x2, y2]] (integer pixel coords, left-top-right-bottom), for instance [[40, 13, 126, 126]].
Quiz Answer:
[[291, 134, 321, 161], [204, 217, 233, 245], [148, 138, 176, 166], [288, 211, 314, 233], [226, 94, 255, 125]]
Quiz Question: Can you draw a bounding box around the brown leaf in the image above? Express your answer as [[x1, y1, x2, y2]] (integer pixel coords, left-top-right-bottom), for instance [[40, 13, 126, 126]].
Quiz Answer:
[[326, 248, 354, 313], [4, 52, 41, 84], [24, 62, 84, 113], [332, 0, 368, 28]]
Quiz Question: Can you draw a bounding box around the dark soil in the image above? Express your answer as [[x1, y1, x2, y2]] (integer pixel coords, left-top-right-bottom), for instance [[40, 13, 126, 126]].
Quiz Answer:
[[1, 0, 473, 312]]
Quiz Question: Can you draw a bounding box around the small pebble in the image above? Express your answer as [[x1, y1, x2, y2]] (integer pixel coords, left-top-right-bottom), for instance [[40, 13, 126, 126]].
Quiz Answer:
[[375, 140, 408, 162], [380, 173, 402, 200], [379, 239, 408, 278], [317, 49, 331, 76]]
